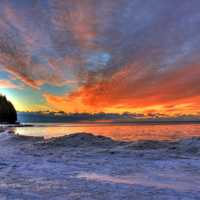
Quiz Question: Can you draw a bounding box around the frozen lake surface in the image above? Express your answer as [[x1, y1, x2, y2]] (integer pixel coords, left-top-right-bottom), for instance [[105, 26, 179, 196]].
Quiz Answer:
[[0, 123, 200, 199], [13, 122, 200, 141]]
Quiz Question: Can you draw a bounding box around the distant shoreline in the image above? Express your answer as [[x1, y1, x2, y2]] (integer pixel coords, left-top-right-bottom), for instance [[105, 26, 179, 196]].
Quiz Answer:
[[1, 120, 200, 128], [13, 120, 200, 125], [110, 120, 200, 125]]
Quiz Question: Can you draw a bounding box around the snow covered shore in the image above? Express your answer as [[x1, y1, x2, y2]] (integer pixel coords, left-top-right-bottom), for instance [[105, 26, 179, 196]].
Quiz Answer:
[[0, 129, 200, 199]]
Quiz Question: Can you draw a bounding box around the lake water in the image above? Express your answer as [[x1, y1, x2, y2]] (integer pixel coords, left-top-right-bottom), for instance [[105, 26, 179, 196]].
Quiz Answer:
[[13, 122, 200, 141]]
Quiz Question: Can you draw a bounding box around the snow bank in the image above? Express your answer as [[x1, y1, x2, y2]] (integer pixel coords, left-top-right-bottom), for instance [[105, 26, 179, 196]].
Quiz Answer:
[[0, 130, 200, 199]]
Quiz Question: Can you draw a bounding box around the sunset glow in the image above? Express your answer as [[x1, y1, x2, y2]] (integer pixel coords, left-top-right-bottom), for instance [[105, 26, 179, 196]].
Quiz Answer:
[[0, 0, 200, 116]]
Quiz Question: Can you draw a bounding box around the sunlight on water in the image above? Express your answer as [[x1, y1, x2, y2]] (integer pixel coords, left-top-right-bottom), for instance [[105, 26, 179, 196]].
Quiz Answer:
[[13, 123, 200, 141]]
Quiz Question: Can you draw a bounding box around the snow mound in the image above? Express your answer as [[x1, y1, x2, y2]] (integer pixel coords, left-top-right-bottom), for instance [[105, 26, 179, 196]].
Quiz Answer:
[[4, 131, 200, 156], [40, 133, 123, 148]]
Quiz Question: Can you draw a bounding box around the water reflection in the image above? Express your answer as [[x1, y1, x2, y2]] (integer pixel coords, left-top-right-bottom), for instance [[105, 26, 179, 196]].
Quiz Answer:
[[13, 123, 200, 141], [77, 172, 200, 192]]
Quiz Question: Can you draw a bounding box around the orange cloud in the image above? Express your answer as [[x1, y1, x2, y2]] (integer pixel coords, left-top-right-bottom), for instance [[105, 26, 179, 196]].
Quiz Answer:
[[43, 93, 90, 113], [43, 63, 200, 115]]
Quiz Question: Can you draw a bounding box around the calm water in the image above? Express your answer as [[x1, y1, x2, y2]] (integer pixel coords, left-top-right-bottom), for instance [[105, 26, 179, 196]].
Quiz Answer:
[[13, 123, 200, 141]]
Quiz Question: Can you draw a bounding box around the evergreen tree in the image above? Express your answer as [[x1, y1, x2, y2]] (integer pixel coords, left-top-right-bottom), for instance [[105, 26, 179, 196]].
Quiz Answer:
[[0, 94, 17, 124]]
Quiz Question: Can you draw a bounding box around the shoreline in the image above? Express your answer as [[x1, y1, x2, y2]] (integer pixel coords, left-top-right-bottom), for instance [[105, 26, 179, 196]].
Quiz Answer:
[[3, 120, 200, 126]]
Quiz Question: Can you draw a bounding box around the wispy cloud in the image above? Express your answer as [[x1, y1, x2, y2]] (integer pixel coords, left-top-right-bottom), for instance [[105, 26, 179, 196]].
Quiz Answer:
[[0, 79, 20, 89]]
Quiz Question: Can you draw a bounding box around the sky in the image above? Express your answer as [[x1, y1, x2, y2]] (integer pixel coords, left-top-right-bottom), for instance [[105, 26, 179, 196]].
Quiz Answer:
[[0, 0, 200, 116]]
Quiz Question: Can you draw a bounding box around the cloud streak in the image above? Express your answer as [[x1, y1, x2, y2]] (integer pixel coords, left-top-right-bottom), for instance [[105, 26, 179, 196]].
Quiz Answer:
[[0, 79, 20, 89]]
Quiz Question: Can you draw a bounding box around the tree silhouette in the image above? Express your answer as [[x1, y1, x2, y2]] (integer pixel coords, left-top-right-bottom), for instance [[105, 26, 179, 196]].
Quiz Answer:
[[0, 94, 17, 124]]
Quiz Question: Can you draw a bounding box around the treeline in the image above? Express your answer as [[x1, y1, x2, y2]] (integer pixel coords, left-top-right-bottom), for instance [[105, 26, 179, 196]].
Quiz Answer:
[[17, 111, 200, 123], [18, 111, 144, 123], [0, 95, 17, 124]]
